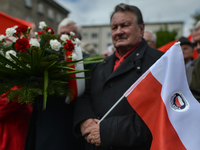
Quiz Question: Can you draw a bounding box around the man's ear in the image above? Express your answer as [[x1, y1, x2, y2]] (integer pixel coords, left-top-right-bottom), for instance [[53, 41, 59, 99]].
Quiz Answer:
[[140, 23, 145, 38]]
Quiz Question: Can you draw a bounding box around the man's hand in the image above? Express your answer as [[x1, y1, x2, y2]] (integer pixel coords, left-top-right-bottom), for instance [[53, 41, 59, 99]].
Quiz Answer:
[[80, 118, 96, 137], [84, 119, 101, 146]]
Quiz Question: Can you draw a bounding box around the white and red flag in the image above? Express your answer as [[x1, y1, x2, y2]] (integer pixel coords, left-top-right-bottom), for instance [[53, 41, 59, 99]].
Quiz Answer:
[[125, 42, 200, 149], [100, 42, 200, 149]]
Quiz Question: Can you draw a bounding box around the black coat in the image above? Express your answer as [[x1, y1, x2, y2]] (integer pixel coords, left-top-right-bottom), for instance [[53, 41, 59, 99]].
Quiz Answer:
[[73, 39, 164, 150], [25, 96, 85, 150]]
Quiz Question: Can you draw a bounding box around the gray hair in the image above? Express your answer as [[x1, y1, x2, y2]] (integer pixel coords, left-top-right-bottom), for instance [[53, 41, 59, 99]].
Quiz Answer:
[[110, 3, 144, 26], [57, 18, 82, 39], [145, 30, 157, 43]]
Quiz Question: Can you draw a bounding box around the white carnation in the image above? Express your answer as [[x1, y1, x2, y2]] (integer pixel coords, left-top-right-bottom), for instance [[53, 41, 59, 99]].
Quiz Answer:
[[39, 21, 47, 29], [74, 38, 81, 47], [0, 35, 5, 41], [50, 39, 61, 51], [70, 31, 75, 36], [5, 50, 17, 60], [29, 38, 40, 47], [60, 34, 69, 41], [6, 28, 16, 36], [72, 53, 77, 61]]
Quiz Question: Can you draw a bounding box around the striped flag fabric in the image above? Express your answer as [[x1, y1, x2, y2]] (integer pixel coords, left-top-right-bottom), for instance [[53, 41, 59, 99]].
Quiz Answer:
[[65, 45, 85, 104], [124, 42, 200, 149]]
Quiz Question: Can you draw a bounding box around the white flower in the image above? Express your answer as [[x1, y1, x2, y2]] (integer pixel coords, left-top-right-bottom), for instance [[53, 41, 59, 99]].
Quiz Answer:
[[39, 21, 47, 29], [0, 35, 5, 41], [34, 32, 38, 36], [70, 31, 75, 36], [5, 50, 17, 60], [74, 38, 81, 47], [60, 34, 69, 41], [50, 39, 61, 51], [29, 38, 40, 47], [48, 29, 51, 33], [72, 53, 77, 61], [6, 28, 16, 36]]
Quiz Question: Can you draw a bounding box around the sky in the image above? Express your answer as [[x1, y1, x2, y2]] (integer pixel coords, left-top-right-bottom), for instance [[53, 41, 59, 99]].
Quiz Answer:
[[54, 0, 200, 37]]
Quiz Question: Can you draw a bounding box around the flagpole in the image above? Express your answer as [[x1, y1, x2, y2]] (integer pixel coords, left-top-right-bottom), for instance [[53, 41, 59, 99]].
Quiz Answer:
[[98, 95, 125, 124]]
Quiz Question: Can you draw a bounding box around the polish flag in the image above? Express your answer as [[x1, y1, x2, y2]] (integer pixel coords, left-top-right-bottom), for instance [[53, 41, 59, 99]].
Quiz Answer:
[[124, 42, 200, 149], [65, 45, 85, 104]]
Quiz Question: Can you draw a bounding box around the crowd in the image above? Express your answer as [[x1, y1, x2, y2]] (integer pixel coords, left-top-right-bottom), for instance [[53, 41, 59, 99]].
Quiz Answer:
[[0, 2, 200, 150]]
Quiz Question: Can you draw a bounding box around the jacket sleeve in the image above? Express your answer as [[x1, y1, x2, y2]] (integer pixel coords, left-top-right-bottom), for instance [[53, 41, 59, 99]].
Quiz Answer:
[[100, 112, 152, 149], [73, 77, 96, 137]]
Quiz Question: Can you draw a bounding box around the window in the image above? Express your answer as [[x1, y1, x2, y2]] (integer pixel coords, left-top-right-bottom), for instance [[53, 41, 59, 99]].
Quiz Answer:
[[25, 16, 33, 22], [107, 32, 111, 38], [56, 13, 62, 23], [48, 8, 54, 20], [25, 0, 32, 8], [91, 33, 98, 38], [37, 3, 44, 14], [82, 33, 88, 39], [93, 43, 98, 48]]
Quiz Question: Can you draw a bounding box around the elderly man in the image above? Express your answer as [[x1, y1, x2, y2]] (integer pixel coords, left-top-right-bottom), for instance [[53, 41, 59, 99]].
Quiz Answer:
[[73, 3, 163, 150], [190, 20, 200, 102], [143, 30, 157, 48]]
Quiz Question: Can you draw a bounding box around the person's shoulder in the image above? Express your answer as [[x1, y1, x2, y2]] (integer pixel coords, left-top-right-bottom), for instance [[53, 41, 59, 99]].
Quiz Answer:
[[146, 46, 164, 59]]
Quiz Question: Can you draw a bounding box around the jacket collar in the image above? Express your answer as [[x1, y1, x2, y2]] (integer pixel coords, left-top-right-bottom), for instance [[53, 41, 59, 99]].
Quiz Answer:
[[102, 39, 149, 82]]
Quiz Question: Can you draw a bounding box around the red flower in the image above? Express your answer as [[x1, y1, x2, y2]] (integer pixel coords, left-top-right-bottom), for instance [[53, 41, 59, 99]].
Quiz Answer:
[[37, 31, 45, 35], [45, 27, 54, 34], [15, 25, 29, 34], [15, 38, 30, 52], [64, 40, 74, 52]]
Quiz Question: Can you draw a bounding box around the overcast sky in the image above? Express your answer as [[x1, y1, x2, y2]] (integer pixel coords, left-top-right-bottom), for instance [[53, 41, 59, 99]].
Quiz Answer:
[[54, 0, 200, 37]]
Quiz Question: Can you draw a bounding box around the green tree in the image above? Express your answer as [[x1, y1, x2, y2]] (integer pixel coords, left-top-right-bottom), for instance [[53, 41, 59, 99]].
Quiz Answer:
[[155, 25, 178, 48], [191, 10, 200, 26]]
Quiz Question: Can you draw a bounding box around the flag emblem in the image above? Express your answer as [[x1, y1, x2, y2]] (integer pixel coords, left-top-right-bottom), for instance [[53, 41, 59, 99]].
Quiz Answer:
[[170, 91, 189, 112]]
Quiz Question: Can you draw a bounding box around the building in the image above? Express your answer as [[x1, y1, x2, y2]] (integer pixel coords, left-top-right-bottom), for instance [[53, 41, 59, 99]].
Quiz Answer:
[[81, 21, 184, 54], [0, 0, 69, 33]]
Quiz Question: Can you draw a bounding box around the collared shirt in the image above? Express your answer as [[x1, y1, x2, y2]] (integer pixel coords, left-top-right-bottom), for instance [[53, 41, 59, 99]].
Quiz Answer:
[[113, 42, 141, 71]]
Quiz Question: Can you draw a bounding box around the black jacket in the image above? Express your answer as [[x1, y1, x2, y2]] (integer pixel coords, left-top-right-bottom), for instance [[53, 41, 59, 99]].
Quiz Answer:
[[73, 39, 164, 150]]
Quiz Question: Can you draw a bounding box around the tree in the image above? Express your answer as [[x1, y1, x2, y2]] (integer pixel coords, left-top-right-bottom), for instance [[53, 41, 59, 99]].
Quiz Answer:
[[155, 25, 178, 48], [191, 10, 200, 26]]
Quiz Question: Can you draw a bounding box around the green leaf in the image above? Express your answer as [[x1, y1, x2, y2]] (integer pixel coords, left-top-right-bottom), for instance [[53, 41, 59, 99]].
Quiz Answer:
[[43, 70, 48, 110]]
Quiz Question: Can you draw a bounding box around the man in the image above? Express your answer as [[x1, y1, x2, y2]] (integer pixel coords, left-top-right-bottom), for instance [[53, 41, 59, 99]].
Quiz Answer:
[[178, 36, 194, 83], [57, 17, 82, 40], [190, 20, 200, 102], [25, 18, 85, 150], [73, 3, 163, 150], [143, 30, 157, 48]]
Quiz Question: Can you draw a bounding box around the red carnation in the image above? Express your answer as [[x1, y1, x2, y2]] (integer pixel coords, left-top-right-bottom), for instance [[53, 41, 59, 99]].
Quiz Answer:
[[15, 25, 29, 34], [37, 30, 45, 35], [45, 27, 54, 34], [64, 40, 74, 52], [15, 38, 30, 52]]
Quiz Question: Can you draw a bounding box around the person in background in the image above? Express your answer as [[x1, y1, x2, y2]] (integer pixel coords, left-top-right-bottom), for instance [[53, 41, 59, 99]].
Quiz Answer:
[[102, 44, 116, 58], [25, 18, 85, 150], [73, 3, 163, 150], [189, 20, 200, 102], [178, 36, 194, 84], [143, 30, 157, 48]]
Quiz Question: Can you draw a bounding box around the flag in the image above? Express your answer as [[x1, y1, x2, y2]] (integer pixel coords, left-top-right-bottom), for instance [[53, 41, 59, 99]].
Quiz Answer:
[[65, 46, 85, 104], [124, 42, 200, 149]]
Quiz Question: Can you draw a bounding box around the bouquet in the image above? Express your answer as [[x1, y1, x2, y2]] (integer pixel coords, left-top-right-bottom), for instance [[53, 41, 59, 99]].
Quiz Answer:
[[0, 21, 103, 109]]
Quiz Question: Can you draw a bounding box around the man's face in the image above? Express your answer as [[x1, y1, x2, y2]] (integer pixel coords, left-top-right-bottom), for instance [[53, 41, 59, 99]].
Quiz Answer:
[[58, 24, 77, 40], [193, 28, 200, 53], [181, 44, 193, 61], [143, 32, 156, 48], [111, 11, 144, 53]]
